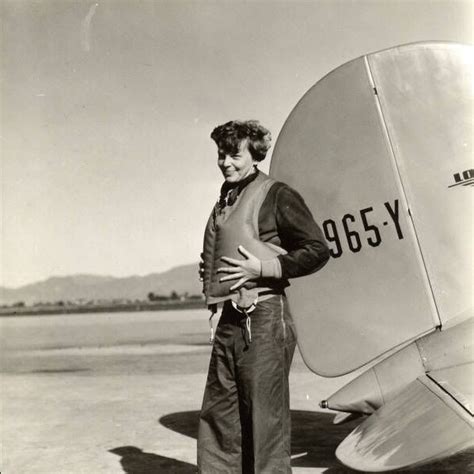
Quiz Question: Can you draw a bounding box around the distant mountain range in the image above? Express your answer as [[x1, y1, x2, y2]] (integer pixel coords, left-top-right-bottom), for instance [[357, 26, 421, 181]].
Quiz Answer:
[[0, 263, 202, 305]]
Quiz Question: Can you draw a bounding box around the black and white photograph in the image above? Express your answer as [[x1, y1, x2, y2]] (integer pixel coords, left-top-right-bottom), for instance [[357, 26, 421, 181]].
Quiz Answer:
[[1, 1, 473, 473]]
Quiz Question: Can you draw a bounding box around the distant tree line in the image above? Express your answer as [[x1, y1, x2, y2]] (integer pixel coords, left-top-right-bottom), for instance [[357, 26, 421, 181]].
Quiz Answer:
[[147, 291, 203, 302], [0, 291, 204, 310]]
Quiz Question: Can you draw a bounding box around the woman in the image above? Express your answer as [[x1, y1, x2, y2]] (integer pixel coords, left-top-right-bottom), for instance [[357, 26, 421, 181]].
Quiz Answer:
[[198, 120, 329, 473]]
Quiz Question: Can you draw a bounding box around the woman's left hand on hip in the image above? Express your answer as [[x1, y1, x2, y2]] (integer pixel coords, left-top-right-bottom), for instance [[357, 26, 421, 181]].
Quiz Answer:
[[218, 246, 261, 291]]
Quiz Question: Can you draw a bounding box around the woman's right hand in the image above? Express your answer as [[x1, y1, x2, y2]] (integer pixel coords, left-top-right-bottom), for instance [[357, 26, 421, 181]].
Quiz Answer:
[[198, 253, 204, 281]]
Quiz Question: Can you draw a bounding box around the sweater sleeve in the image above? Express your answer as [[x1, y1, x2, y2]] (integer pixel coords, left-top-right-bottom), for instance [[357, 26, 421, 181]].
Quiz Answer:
[[271, 184, 330, 279]]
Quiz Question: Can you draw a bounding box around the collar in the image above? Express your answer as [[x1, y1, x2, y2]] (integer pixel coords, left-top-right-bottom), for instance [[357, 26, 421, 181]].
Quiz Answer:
[[219, 168, 259, 209]]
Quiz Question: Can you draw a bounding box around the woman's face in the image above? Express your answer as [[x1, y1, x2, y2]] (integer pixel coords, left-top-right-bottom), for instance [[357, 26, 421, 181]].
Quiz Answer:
[[217, 140, 258, 183]]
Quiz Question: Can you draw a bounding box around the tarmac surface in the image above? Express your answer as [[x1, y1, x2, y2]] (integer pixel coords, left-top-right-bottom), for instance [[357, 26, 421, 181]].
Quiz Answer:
[[1, 309, 472, 473]]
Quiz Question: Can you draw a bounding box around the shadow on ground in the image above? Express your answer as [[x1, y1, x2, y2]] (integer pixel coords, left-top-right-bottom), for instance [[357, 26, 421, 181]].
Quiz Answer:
[[159, 409, 357, 470], [109, 446, 195, 474], [110, 410, 473, 473]]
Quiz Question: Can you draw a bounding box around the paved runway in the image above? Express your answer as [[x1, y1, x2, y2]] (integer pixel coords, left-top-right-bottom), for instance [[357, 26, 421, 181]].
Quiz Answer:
[[1, 310, 472, 473]]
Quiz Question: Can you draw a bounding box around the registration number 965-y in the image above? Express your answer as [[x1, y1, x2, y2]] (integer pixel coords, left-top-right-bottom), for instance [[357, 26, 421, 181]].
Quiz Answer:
[[322, 199, 404, 258]]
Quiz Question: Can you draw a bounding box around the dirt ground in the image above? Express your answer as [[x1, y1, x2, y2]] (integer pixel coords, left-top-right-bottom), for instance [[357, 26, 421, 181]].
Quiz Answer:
[[1, 310, 472, 473]]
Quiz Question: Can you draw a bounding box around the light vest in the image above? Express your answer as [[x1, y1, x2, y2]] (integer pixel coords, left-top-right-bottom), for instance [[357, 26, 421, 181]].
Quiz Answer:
[[202, 171, 287, 306]]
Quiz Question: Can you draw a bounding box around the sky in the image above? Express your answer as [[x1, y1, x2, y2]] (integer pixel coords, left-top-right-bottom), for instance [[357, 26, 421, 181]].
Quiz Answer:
[[1, 0, 472, 288]]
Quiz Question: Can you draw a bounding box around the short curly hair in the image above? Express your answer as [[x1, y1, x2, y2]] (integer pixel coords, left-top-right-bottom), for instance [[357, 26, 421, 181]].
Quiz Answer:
[[210, 120, 272, 162]]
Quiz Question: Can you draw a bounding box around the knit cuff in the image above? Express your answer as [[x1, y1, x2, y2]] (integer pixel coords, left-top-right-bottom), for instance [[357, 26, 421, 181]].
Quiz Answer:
[[260, 258, 283, 279]]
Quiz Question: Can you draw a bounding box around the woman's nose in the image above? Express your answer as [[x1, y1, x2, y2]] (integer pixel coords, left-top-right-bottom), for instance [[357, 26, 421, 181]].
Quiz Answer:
[[222, 155, 232, 167]]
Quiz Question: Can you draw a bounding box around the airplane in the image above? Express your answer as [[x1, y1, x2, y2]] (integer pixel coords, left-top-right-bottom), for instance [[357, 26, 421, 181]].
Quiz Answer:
[[269, 41, 473, 471]]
